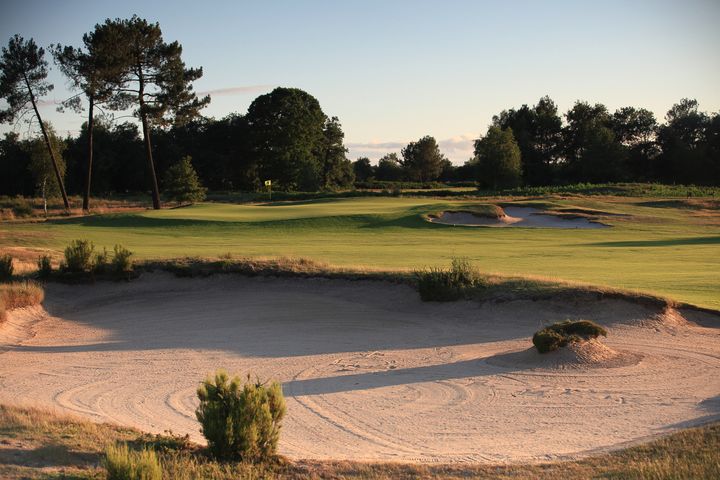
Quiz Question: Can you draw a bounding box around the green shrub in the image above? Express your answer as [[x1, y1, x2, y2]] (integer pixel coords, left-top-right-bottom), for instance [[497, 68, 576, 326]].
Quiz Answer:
[[104, 443, 162, 480], [37, 255, 52, 278], [62, 239, 95, 273], [196, 370, 286, 462], [415, 257, 484, 301], [0, 254, 13, 281], [10, 197, 33, 217], [533, 320, 608, 353], [94, 247, 109, 274], [112, 245, 134, 273], [163, 156, 207, 203]]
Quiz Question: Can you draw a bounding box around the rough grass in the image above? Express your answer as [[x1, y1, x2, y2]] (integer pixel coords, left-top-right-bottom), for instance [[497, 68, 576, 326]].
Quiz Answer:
[[0, 404, 718, 479], [1, 194, 719, 309], [0, 280, 44, 323], [533, 320, 608, 353], [415, 257, 485, 301]]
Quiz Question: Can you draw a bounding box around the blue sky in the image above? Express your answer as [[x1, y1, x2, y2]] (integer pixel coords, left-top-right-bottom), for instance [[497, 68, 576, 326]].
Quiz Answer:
[[2, 0, 719, 163]]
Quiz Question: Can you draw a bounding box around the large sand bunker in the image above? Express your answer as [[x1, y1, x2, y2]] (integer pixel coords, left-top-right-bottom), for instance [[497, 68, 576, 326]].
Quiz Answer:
[[430, 206, 610, 228], [1, 274, 719, 463]]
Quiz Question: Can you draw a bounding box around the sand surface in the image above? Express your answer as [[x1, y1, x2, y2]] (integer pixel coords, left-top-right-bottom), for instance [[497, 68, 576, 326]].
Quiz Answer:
[[430, 206, 609, 228], [1, 274, 719, 463]]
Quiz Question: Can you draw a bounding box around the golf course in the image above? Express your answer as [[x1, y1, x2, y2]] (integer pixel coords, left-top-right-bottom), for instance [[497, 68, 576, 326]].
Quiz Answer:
[[2, 194, 719, 309]]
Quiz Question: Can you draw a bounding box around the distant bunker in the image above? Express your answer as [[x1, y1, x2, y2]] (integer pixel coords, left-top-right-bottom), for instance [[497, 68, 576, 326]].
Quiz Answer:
[[429, 206, 611, 229]]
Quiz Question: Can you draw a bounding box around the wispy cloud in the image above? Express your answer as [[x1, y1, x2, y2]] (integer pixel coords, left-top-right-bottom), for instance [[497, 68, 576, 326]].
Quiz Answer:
[[36, 98, 63, 107], [347, 134, 477, 164], [197, 85, 275, 97]]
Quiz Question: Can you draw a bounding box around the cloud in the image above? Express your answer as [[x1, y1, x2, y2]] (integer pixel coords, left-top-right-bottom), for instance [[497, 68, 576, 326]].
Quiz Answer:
[[347, 134, 477, 164], [197, 85, 275, 97], [36, 98, 63, 107]]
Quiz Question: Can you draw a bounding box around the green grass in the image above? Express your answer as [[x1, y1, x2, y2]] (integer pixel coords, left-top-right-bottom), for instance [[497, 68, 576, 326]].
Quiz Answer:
[[1, 195, 719, 309], [1, 404, 718, 479]]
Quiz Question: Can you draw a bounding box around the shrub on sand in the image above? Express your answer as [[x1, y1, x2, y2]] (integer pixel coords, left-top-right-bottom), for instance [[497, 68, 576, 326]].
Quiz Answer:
[[62, 239, 95, 273], [415, 257, 484, 301], [533, 320, 608, 353], [196, 370, 286, 462], [104, 442, 162, 480], [0, 254, 13, 281], [112, 245, 134, 274], [37, 255, 52, 278], [94, 247, 109, 274]]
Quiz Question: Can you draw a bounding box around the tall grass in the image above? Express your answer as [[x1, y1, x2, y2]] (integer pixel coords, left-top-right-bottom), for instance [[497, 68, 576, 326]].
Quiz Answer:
[[105, 443, 162, 480], [415, 257, 485, 301], [0, 280, 44, 322]]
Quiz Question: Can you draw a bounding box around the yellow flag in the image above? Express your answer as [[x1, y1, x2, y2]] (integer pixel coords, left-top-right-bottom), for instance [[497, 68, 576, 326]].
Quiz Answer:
[[264, 180, 272, 186]]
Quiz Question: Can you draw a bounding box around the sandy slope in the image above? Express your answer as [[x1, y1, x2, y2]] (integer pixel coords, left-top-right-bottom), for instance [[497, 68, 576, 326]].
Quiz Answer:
[[1, 274, 719, 463]]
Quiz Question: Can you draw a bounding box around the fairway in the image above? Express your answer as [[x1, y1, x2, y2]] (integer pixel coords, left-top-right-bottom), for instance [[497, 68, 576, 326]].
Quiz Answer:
[[2, 196, 719, 309]]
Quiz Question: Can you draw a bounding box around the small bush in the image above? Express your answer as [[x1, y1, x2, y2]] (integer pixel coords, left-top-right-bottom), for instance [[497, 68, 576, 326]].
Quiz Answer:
[[11, 198, 33, 217], [533, 320, 608, 353], [105, 443, 162, 480], [0, 254, 13, 281], [37, 255, 52, 278], [112, 245, 134, 273], [196, 370, 286, 462], [415, 257, 484, 301], [94, 247, 109, 274], [63, 239, 95, 273]]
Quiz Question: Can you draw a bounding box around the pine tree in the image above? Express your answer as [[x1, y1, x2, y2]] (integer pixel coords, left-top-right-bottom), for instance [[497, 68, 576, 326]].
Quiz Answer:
[[163, 156, 207, 203], [103, 16, 210, 209], [0, 35, 69, 209]]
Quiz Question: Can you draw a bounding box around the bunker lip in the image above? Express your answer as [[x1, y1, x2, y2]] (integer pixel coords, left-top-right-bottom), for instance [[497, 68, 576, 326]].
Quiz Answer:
[[429, 206, 610, 228], [1, 274, 718, 464]]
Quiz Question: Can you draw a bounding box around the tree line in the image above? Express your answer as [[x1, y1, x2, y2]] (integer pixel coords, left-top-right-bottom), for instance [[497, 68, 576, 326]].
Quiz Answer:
[[353, 96, 720, 188], [2, 17, 719, 211]]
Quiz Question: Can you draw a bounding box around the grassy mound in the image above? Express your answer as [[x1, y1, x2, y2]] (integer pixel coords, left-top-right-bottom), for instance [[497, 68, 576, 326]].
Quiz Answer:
[[533, 320, 608, 353]]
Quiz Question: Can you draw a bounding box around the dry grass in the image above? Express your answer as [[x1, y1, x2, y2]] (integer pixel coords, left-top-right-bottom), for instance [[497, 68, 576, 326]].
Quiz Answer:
[[137, 256, 682, 313], [0, 280, 44, 323], [0, 404, 718, 479]]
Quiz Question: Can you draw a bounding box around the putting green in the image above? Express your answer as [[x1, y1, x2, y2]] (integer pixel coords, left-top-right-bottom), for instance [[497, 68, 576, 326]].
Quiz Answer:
[[2, 196, 719, 309]]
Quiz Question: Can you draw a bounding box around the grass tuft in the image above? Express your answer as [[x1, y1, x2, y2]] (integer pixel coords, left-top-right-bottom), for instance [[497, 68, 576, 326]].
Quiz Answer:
[[415, 257, 485, 301], [533, 319, 608, 353], [105, 442, 162, 480], [0, 280, 44, 323]]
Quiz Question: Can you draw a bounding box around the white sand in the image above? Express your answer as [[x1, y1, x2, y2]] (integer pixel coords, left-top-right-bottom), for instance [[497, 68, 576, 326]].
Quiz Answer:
[[430, 206, 609, 228], [1, 274, 718, 463]]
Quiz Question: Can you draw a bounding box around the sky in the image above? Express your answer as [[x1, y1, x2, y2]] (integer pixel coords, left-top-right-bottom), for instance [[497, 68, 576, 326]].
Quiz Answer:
[[1, 0, 719, 164]]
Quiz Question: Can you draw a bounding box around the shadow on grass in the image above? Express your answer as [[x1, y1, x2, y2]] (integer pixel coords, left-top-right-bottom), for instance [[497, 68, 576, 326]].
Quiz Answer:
[[0, 443, 99, 469], [586, 236, 720, 248]]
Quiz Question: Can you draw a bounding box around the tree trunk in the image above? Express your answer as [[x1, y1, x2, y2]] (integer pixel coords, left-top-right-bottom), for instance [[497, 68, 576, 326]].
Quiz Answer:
[[138, 71, 161, 210], [25, 74, 70, 210], [83, 96, 94, 212], [42, 178, 47, 217]]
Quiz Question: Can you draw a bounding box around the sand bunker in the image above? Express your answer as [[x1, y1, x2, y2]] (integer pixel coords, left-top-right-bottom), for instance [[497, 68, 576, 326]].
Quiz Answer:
[[430, 206, 609, 228], [1, 274, 719, 463]]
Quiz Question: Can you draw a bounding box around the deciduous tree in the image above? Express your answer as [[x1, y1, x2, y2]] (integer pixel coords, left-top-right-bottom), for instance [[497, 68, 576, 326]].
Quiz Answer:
[[473, 126, 522, 189]]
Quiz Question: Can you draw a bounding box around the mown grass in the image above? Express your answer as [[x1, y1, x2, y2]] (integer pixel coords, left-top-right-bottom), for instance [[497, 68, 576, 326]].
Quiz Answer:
[[0, 404, 718, 479], [1, 193, 719, 309]]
